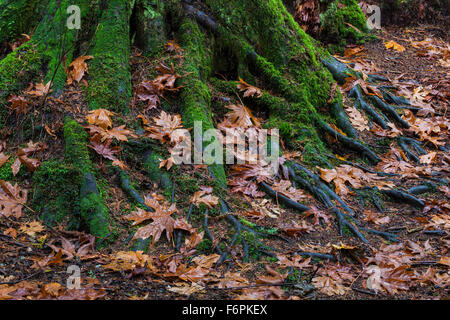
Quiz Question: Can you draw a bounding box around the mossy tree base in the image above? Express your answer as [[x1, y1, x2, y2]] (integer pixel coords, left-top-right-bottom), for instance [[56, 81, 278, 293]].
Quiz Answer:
[[0, 0, 417, 256]]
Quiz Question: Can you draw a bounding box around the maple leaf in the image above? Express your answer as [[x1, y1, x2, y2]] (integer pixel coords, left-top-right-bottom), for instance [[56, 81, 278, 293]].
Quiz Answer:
[[215, 271, 249, 289], [343, 45, 364, 57], [419, 151, 437, 164], [364, 210, 390, 225], [371, 122, 402, 138], [344, 105, 369, 131], [168, 282, 205, 296], [103, 251, 153, 272], [128, 197, 189, 245], [192, 254, 220, 269], [143, 111, 184, 144], [7, 95, 29, 115], [0, 152, 10, 169], [384, 40, 405, 52], [256, 265, 288, 285], [222, 104, 260, 129], [279, 220, 314, 237], [0, 180, 27, 218], [230, 164, 275, 183], [190, 187, 219, 208], [365, 265, 412, 294], [318, 165, 394, 196], [342, 75, 382, 98], [276, 254, 312, 269], [228, 177, 265, 197], [18, 155, 40, 172], [304, 205, 331, 227], [237, 77, 263, 98], [47, 234, 97, 261], [312, 275, 348, 296], [88, 137, 121, 161], [67, 55, 93, 84], [102, 125, 136, 142], [26, 81, 52, 97], [136, 81, 160, 110], [111, 159, 129, 170], [86, 109, 115, 129], [19, 221, 44, 237], [159, 156, 175, 171], [271, 179, 307, 202]]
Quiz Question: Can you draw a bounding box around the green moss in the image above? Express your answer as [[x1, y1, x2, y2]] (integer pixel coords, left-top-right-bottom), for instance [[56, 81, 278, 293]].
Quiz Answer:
[[63, 117, 92, 173], [32, 161, 81, 227], [320, 0, 369, 50], [0, 42, 41, 97], [143, 150, 173, 193], [0, 156, 14, 181], [177, 18, 226, 189], [63, 117, 110, 240], [87, 0, 132, 113], [196, 238, 213, 253], [0, 0, 46, 44], [133, 0, 166, 56], [79, 191, 109, 239]]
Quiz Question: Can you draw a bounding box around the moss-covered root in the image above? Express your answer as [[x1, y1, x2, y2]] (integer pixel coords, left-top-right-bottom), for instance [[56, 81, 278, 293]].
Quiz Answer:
[[0, 0, 47, 44], [87, 0, 133, 113], [143, 150, 173, 192], [132, 0, 166, 56], [177, 18, 226, 188], [32, 161, 81, 228], [319, 0, 369, 50], [0, 0, 93, 104], [63, 118, 110, 241]]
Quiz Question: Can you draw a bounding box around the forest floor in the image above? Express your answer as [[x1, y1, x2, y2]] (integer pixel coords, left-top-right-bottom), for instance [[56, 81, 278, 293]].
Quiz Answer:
[[0, 24, 448, 300]]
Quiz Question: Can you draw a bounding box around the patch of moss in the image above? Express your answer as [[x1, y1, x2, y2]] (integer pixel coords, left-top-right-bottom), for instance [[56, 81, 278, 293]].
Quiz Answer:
[[319, 0, 369, 51], [0, 0, 46, 44], [0, 156, 14, 181], [177, 18, 227, 189], [0, 42, 41, 103], [87, 0, 132, 113], [63, 118, 110, 241], [196, 238, 213, 253], [32, 161, 81, 227]]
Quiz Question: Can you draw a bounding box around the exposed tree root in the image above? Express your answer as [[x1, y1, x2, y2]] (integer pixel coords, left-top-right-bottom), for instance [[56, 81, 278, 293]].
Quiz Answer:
[[379, 188, 425, 209], [63, 118, 110, 243], [118, 169, 153, 212], [260, 181, 310, 212]]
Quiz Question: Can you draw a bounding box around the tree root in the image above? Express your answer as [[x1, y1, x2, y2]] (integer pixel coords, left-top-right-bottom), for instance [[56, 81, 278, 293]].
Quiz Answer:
[[63, 118, 110, 243], [215, 200, 278, 266], [369, 96, 410, 128], [297, 251, 337, 261], [408, 183, 436, 195], [398, 138, 420, 163], [117, 169, 153, 212], [287, 162, 400, 244], [349, 86, 389, 129], [379, 188, 425, 209], [260, 181, 310, 212], [316, 120, 381, 164]]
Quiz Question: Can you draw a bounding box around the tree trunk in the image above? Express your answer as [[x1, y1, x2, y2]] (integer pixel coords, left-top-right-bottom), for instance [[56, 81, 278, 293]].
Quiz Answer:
[[1, 0, 411, 250]]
